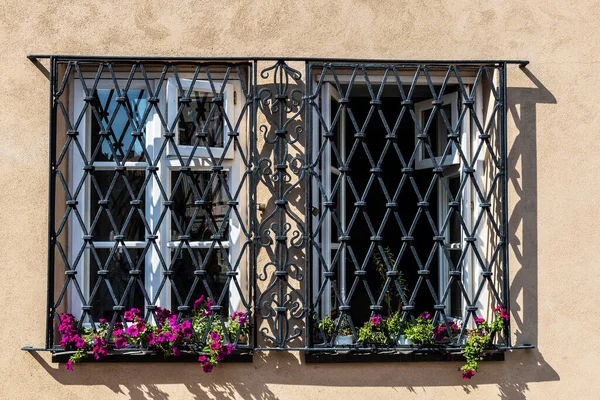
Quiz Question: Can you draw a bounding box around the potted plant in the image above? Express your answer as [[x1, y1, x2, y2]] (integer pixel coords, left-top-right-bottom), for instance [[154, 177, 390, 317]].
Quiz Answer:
[[385, 311, 410, 345], [403, 312, 435, 345], [317, 314, 354, 346], [358, 315, 388, 346]]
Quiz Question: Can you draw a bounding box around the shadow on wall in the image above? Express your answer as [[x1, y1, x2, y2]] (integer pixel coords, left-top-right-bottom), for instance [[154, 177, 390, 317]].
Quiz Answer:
[[25, 66, 558, 400]]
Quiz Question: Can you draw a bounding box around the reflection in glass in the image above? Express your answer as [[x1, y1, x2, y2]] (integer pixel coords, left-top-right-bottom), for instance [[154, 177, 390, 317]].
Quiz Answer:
[[89, 170, 146, 241], [178, 90, 224, 147], [170, 171, 229, 241], [89, 248, 145, 321], [90, 89, 147, 162]]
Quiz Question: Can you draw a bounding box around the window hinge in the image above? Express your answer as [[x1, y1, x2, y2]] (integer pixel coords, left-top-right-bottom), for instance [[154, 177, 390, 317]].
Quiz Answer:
[[234, 91, 237, 105]]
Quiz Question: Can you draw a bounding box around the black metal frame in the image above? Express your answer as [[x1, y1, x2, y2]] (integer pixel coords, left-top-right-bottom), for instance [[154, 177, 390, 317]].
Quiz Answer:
[[25, 55, 533, 361]]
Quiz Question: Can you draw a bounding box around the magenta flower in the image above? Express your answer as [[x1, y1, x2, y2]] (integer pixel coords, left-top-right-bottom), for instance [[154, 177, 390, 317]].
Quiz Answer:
[[209, 332, 221, 341], [99, 318, 107, 323], [499, 309, 509, 321], [126, 325, 139, 337], [179, 320, 193, 337], [114, 336, 127, 349], [193, 295, 205, 309], [420, 312, 431, 319], [147, 333, 156, 345], [73, 335, 86, 349], [209, 341, 221, 351], [370, 315, 382, 326], [172, 347, 180, 357], [451, 323, 460, 331], [65, 359, 73, 371], [216, 351, 225, 362], [168, 314, 178, 326], [224, 344, 235, 355], [202, 362, 213, 373], [462, 369, 475, 380], [474, 317, 485, 324], [198, 355, 207, 363], [124, 310, 135, 322], [165, 332, 177, 342], [433, 325, 447, 341]]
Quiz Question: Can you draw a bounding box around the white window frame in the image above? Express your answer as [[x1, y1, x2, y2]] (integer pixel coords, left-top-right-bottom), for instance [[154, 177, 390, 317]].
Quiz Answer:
[[69, 76, 247, 321]]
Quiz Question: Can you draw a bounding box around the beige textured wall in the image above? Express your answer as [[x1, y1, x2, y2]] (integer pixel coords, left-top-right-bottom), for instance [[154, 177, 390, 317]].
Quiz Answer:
[[0, 1, 598, 398]]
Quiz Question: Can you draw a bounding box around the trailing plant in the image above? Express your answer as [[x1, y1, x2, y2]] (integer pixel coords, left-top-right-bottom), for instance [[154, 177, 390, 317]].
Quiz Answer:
[[373, 247, 410, 315], [358, 315, 387, 345], [459, 306, 509, 380], [58, 296, 248, 373]]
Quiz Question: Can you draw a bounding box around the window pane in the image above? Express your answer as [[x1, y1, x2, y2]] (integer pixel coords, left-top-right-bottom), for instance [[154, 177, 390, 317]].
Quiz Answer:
[[89, 248, 145, 321], [178, 90, 224, 147], [90, 88, 147, 162], [170, 248, 230, 313], [170, 171, 229, 241], [89, 170, 147, 241]]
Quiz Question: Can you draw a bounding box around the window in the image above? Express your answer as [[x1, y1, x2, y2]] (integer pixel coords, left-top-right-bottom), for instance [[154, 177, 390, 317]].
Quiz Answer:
[[308, 63, 508, 348], [40, 57, 517, 355], [59, 64, 251, 338]]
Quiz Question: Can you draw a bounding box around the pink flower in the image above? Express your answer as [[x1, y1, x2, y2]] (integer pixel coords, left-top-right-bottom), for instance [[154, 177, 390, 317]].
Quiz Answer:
[[216, 351, 225, 362], [474, 317, 485, 324], [172, 347, 180, 357], [433, 325, 447, 341], [209, 342, 221, 351], [224, 344, 235, 355], [198, 355, 207, 363], [194, 295, 205, 309], [168, 314, 178, 326], [202, 362, 213, 373], [73, 335, 86, 349], [147, 333, 156, 345], [165, 332, 177, 342], [420, 312, 431, 319], [114, 336, 127, 349], [126, 325, 140, 337], [156, 333, 166, 343], [179, 320, 193, 337], [209, 332, 221, 342], [65, 359, 73, 371], [499, 309, 510, 321], [99, 318, 108, 323], [451, 323, 460, 331], [370, 315, 381, 326], [462, 369, 475, 380]]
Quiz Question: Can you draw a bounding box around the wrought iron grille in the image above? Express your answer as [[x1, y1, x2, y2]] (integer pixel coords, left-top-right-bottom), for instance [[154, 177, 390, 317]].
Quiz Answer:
[[31, 55, 529, 356]]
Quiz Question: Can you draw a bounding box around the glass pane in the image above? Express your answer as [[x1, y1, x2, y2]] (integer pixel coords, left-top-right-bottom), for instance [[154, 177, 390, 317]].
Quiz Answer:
[[170, 171, 229, 241], [170, 248, 230, 313], [90, 88, 147, 162], [89, 170, 146, 241], [178, 90, 224, 147], [89, 248, 145, 321]]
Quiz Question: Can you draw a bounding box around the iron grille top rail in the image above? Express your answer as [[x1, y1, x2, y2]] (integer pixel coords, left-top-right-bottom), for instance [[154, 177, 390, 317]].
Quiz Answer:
[[25, 55, 532, 356]]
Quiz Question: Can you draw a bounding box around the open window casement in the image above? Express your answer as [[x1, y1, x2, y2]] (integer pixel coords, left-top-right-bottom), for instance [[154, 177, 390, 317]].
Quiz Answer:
[[314, 82, 348, 317], [166, 78, 236, 160]]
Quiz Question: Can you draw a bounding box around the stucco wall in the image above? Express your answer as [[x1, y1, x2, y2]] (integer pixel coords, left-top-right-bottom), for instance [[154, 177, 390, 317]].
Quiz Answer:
[[0, 1, 597, 398]]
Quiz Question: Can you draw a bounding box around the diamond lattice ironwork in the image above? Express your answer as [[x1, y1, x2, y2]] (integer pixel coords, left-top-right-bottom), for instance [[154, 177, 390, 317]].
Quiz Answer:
[[41, 56, 514, 354]]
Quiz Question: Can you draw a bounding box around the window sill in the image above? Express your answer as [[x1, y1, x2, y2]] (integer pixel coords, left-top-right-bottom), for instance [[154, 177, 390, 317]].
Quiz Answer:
[[304, 349, 504, 364], [50, 349, 253, 364]]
